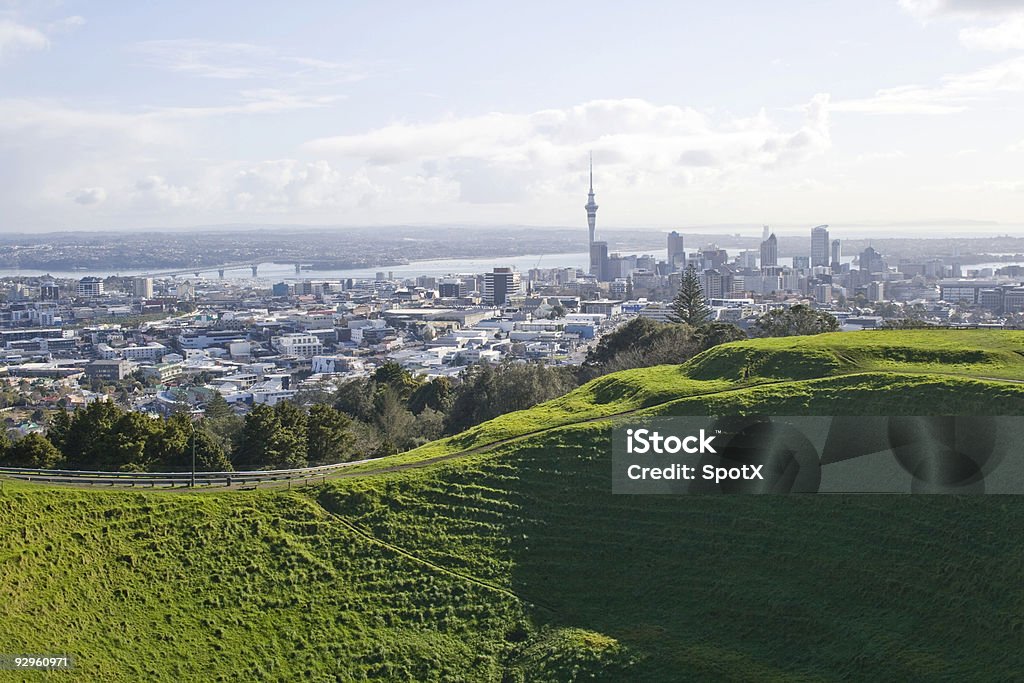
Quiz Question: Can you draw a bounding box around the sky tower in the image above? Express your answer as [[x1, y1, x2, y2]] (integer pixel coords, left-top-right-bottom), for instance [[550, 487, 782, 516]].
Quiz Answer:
[[585, 152, 599, 246]]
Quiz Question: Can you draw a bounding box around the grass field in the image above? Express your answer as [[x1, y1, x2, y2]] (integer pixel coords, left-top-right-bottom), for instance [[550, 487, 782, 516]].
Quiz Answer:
[[3, 330, 1024, 680]]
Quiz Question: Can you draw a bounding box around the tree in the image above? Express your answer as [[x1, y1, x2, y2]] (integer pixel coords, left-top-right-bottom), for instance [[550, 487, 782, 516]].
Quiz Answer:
[[754, 305, 840, 337], [582, 317, 701, 378], [306, 404, 353, 465], [407, 377, 454, 415], [234, 404, 282, 470], [204, 392, 233, 420], [669, 266, 711, 327], [372, 361, 419, 399], [3, 433, 61, 469], [413, 407, 445, 445], [695, 322, 747, 351], [103, 412, 162, 471], [153, 416, 231, 472], [444, 362, 579, 435], [61, 400, 124, 469], [0, 427, 11, 462], [374, 387, 417, 451], [333, 378, 377, 422], [234, 403, 307, 471]]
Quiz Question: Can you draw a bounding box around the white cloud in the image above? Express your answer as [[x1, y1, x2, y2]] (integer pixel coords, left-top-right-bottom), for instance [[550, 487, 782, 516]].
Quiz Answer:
[[855, 150, 908, 162], [0, 98, 182, 152], [0, 20, 49, 60], [900, 0, 1024, 19], [831, 55, 1024, 113], [48, 15, 86, 35], [959, 14, 1024, 50], [69, 187, 106, 205], [132, 175, 197, 209], [132, 39, 368, 85], [304, 96, 832, 204]]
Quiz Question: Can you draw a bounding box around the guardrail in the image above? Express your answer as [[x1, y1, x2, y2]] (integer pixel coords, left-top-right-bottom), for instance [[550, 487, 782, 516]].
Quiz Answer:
[[0, 459, 373, 489]]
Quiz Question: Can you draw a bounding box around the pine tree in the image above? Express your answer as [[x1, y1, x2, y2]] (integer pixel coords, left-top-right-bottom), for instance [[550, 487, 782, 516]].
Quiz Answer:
[[3, 433, 61, 469], [204, 392, 233, 420], [669, 266, 711, 326], [306, 404, 353, 465]]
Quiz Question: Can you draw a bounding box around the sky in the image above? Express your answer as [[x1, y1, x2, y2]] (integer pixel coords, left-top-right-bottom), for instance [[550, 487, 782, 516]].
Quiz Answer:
[[1, 0, 1024, 234]]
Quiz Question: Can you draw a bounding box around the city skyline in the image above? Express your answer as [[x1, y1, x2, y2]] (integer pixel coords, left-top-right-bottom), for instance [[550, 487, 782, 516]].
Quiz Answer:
[[3, 1, 1024, 232]]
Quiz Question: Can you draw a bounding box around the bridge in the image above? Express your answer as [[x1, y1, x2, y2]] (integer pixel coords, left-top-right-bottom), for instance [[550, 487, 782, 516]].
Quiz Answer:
[[138, 263, 308, 279], [138, 262, 260, 279]]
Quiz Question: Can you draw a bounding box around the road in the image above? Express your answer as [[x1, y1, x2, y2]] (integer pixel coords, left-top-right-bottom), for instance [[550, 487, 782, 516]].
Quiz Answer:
[[0, 460, 374, 490]]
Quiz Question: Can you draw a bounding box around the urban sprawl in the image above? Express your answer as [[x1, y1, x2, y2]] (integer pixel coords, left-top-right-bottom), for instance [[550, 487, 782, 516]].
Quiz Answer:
[[0, 170, 1021, 434]]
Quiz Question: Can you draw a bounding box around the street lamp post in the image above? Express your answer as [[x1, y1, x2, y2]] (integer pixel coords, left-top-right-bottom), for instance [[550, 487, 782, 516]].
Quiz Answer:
[[188, 420, 196, 489]]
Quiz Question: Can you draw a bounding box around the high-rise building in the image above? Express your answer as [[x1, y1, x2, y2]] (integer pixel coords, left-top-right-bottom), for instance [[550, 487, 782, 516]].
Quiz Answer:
[[439, 278, 463, 298], [860, 246, 885, 274], [830, 240, 842, 271], [814, 283, 833, 304], [667, 231, 685, 270], [762, 224, 770, 241], [133, 277, 153, 299], [77, 277, 104, 298], [760, 233, 778, 270], [584, 152, 599, 248], [811, 225, 830, 268], [698, 245, 729, 270], [40, 283, 59, 301], [483, 268, 521, 306], [589, 241, 610, 282], [739, 250, 758, 268], [701, 269, 732, 300]]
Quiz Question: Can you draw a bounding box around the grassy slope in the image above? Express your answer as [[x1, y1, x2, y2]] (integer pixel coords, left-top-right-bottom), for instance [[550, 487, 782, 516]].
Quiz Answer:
[[3, 330, 1024, 681], [343, 329, 1024, 471]]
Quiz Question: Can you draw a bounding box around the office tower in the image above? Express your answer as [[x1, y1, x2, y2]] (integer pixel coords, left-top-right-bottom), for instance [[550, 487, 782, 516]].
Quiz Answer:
[[40, 283, 59, 300], [811, 225, 830, 268], [589, 241, 609, 282], [699, 246, 729, 270], [760, 233, 778, 270], [483, 268, 521, 306], [762, 224, 770, 241], [439, 278, 463, 298], [77, 277, 105, 298], [701, 269, 733, 300], [667, 231, 685, 270], [830, 239, 842, 271], [814, 283, 833, 304], [584, 152, 599, 247], [636, 254, 657, 272], [860, 246, 885, 274], [133, 277, 154, 299]]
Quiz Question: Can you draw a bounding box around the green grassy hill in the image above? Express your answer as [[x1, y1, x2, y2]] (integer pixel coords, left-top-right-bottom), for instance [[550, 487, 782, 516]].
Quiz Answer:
[[3, 330, 1024, 681]]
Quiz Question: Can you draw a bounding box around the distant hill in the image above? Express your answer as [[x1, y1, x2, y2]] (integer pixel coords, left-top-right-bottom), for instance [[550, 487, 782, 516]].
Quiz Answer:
[[3, 330, 1024, 681]]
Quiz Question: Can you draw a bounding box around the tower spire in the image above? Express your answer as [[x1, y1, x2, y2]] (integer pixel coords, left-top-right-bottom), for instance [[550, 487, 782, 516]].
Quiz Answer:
[[584, 152, 599, 247]]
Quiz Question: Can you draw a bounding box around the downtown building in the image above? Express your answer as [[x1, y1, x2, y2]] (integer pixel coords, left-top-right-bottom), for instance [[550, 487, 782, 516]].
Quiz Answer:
[[811, 225, 830, 268], [483, 268, 522, 306]]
